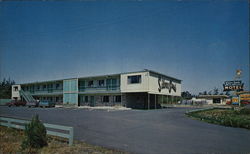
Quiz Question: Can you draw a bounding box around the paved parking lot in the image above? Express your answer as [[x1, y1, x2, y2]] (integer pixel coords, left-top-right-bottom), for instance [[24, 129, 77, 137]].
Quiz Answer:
[[1, 106, 250, 154]]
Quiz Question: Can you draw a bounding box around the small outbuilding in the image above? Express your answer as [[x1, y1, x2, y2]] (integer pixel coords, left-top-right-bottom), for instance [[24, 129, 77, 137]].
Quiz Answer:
[[196, 95, 229, 105]]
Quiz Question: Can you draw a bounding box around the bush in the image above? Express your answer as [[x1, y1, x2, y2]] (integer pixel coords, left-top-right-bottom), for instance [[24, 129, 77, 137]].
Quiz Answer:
[[239, 108, 250, 115], [21, 115, 47, 149], [186, 109, 250, 129]]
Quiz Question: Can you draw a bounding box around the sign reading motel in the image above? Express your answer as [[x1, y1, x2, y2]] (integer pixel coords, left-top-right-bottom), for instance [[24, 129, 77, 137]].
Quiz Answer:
[[223, 80, 244, 91]]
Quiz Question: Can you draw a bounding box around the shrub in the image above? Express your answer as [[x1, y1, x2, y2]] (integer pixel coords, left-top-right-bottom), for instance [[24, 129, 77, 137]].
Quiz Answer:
[[239, 108, 250, 115], [187, 109, 250, 130], [21, 115, 47, 149]]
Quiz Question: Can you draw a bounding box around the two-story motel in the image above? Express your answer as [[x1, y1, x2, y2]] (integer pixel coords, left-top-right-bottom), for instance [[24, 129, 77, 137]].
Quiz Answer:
[[12, 70, 182, 109]]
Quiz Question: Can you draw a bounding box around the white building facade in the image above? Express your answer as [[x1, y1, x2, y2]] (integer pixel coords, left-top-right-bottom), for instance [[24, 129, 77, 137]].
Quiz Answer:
[[12, 70, 181, 109]]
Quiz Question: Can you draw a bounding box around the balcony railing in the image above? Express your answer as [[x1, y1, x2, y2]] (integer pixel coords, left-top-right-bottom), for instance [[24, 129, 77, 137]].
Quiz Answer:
[[23, 88, 63, 94], [79, 85, 120, 92], [22, 85, 120, 94]]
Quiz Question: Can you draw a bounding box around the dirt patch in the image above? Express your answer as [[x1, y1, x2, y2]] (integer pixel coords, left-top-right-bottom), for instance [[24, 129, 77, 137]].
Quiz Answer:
[[0, 126, 128, 154]]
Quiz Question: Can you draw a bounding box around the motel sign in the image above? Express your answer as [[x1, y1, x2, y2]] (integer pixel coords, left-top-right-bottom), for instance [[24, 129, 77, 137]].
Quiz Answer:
[[223, 80, 244, 91]]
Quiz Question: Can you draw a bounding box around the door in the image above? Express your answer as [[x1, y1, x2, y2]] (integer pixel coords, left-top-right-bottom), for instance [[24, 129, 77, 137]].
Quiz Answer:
[[90, 96, 95, 107], [106, 78, 117, 90]]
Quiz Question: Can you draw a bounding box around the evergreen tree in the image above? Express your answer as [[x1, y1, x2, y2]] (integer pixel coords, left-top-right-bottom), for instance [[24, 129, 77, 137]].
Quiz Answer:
[[0, 78, 15, 99], [213, 87, 219, 95], [181, 91, 192, 100], [22, 115, 47, 149]]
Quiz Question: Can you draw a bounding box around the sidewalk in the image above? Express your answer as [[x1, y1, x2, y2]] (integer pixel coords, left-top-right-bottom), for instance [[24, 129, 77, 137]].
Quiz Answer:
[[55, 105, 131, 111]]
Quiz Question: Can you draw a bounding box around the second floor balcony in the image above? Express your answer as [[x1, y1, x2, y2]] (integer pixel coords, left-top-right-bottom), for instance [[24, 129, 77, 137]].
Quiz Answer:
[[79, 85, 120, 93], [23, 88, 63, 95]]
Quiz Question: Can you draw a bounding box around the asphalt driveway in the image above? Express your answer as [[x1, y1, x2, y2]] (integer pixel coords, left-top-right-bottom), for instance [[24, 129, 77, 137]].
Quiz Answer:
[[0, 106, 250, 154]]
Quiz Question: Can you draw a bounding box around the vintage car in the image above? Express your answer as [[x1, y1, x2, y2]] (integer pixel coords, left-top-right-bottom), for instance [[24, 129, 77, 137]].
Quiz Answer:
[[39, 101, 55, 108], [6, 101, 26, 107], [26, 101, 39, 107]]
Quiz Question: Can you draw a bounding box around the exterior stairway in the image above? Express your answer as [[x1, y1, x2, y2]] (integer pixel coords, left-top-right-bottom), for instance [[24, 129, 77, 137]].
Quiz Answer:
[[19, 90, 36, 102]]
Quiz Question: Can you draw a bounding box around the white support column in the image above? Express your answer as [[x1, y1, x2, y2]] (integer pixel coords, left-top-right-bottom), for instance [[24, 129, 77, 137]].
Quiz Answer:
[[161, 94, 163, 109], [148, 93, 150, 110], [155, 94, 156, 109]]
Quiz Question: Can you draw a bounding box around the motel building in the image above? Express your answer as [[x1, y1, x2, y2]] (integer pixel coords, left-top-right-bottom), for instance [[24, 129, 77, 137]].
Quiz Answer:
[[11, 70, 181, 109]]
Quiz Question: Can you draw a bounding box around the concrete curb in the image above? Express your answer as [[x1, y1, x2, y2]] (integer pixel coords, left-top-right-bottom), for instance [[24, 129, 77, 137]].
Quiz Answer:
[[185, 107, 214, 114], [185, 106, 231, 114], [55, 105, 131, 111]]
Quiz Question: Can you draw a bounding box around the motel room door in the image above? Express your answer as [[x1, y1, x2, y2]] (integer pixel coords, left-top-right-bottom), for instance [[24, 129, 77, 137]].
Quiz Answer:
[[90, 96, 95, 107]]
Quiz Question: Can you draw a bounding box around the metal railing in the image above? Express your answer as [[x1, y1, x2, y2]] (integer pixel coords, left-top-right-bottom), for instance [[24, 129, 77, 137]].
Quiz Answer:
[[0, 116, 74, 145], [79, 85, 120, 92], [23, 88, 63, 94], [19, 90, 36, 102]]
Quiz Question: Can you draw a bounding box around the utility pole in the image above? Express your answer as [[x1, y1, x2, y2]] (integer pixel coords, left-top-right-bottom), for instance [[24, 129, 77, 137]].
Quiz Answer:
[[235, 69, 242, 107]]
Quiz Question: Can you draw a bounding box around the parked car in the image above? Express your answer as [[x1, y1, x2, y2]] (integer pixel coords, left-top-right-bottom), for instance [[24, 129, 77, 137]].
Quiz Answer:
[[6, 101, 26, 107], [39, 101, 55, 108], [26, 101, 39, 107], [241, 101, 250, 105], [226, 101, 232, 105]]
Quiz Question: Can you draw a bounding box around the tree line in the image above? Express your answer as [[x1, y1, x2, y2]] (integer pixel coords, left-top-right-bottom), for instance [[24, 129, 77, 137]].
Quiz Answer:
[[0, 78, 15, 99], [182, 87, 230, 100]]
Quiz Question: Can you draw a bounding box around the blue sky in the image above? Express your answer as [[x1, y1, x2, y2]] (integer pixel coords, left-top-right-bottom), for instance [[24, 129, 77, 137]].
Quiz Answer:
[[0, 1, 249, 94]]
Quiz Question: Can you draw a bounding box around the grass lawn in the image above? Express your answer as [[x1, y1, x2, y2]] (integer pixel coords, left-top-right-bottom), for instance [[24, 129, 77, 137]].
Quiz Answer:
[[186, 108, 250, 130], [0, 126, 127, 154]]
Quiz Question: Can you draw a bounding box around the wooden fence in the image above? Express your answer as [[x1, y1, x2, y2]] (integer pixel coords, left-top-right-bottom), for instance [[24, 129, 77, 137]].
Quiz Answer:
[[0, 116, 73, 145]]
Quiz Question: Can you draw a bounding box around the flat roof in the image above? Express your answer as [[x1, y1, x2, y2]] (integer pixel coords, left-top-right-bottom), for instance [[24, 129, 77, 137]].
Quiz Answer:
[[18, 69, 181, 85], [147, 70, 182, 83], [197, 95, 229, 99]]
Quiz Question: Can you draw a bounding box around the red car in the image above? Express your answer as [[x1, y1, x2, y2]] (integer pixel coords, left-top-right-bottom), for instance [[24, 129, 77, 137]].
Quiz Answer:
[[6, 101, 26, 107], [226, 101, 232, 105], [241, 101, 250, 105]]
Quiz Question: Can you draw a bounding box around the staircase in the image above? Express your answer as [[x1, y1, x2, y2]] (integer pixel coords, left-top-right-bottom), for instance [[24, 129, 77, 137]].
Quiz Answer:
[[19, 90, 36, 102]]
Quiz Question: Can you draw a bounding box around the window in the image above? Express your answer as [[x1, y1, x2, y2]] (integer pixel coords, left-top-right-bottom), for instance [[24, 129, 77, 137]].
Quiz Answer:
[[56, 83, 60, 89], [103, 96, 109, 102], [14, 86, 18, 91], [98, 80, 104, 87], [85, 96, 88, 102], [48, 84, 53, 89], [128, 75, 141, 84], [115, 95, 121, 102], [88, 81, 94, 87], [43, 85, 47, 89], [213, 98, 221, 104]]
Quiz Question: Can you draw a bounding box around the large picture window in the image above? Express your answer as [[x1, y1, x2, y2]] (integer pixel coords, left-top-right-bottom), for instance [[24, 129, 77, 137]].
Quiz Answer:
[[128, 75, 141, 84]]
